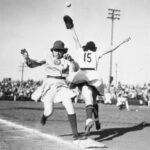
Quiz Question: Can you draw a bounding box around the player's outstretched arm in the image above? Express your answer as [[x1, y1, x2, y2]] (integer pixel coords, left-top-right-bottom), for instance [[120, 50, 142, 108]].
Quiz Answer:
[[108, 37, 131, 53], [63, 15, 81, 49], [72, 28, 81, 49], [20, 49, 46, 68], [99, 37, 131, 59]]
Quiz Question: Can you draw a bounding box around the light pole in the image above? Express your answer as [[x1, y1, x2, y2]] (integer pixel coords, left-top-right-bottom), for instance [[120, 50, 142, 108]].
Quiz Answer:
[[107, 8, 120, 89], [115, 63, 118, 85], [19, 62, 26, 83]]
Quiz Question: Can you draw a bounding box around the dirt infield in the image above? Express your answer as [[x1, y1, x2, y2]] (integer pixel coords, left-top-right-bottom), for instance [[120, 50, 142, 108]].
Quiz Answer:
[[0, 100, 150, 150]]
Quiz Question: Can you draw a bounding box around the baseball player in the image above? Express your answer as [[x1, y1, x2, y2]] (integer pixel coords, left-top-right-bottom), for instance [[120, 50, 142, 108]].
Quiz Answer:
[[20, 40, 85, 140], [116, 89, 130, 111], [63, 15, 131, 136]]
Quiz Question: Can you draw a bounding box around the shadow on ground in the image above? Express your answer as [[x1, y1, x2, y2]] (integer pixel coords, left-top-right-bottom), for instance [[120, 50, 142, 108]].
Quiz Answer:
[[61, 122, 150, 143], [93, 121, 150, 142]]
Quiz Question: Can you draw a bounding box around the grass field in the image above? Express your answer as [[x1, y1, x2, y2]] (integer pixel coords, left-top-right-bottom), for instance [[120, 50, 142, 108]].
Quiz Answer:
[[0, 100, 150, 150]]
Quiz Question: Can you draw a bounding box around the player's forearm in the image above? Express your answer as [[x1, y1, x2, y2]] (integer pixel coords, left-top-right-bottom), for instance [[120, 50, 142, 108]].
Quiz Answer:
[[111, 41, 125, 51], [25, 58, 45, 68], [69, 59, 79, 72], [72, 29, 81, 49], [110, 37, 131, 52], [101, 37, 130, 58]]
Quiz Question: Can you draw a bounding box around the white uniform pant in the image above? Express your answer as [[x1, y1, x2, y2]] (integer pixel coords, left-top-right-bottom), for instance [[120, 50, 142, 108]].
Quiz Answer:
[[81, 85, 93, 106], [116, 97, 130, 110], [43, 98, 75, 117], [31, 78, 76, 117]]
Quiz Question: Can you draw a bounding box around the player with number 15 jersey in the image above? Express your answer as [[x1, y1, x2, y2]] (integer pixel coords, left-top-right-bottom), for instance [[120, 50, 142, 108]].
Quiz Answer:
[[68, 42, 104, 96]]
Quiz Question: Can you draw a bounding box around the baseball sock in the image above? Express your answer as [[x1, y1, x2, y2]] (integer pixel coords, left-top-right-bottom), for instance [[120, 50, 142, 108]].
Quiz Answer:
[[68, 113, 79, 139], [86, 105, 93, 121], [93, 103, 101, 130], [84, 105, 94, 136], [40, 114, 48, 126], [93, 103, 99, 119]]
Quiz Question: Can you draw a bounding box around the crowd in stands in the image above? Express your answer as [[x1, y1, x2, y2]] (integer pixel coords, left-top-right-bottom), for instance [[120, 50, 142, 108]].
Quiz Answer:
[[0, 78, 150, 106], [102, 82, 150, 106], [0, 78, 42, 101]]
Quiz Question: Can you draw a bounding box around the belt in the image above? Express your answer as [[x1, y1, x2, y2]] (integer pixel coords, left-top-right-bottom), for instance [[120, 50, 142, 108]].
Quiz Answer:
[[80, 68, 95, 70], [46, 75, 66, 79]]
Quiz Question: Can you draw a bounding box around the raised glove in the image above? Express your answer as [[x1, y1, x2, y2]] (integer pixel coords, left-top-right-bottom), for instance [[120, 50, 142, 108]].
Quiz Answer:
[[20, 49, 29, 60], [63, 15, 74, 29]]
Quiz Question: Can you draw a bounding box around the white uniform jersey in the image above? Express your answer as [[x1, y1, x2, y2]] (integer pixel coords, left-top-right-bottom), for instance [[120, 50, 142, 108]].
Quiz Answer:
[[68, 48, 104, 96], [32, 53, 77, 103], [76, 48, 102, 70], [44, 53, 70, 77]]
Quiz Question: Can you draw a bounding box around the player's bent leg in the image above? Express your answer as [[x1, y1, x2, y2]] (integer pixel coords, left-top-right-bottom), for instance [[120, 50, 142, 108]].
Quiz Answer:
[[82, 86, 94, 135], [82, 85, 94, 136], [85, 105, 94, 136], [82, 85, 93, 106], [41, 101, 54, 126]]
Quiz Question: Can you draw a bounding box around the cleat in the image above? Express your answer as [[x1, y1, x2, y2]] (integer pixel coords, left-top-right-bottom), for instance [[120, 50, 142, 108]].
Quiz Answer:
[[73, 134, 87, 140], [84, 120, 94, 136], [40, 115, 47, 126]]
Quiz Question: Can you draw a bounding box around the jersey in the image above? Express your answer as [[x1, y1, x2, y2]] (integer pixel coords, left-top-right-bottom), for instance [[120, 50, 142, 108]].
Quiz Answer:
[[68, 48, 104, 96], [44, 53, 70, 77], [31, 53, 77, 103], [76, 48, 102, 70]]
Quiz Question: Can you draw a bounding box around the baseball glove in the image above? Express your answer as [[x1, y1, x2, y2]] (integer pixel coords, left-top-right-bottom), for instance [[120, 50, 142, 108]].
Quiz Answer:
[[63, 15, 74, 29], [21, 48, 27, 55], [20, 48, 29, 60]]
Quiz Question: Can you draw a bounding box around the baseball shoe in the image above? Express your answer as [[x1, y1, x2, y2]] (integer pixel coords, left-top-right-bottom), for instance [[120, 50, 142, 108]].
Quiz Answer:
[[95, 120, 101, 130], [84, 120, 94, 136], [40, 115, 47, 126], [73, 134, 87, 140]]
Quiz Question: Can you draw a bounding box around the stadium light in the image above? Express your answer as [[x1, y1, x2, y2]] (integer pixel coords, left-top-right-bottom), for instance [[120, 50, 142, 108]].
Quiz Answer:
[[19, 62, 26, 83], [107, 8, 121, 90]]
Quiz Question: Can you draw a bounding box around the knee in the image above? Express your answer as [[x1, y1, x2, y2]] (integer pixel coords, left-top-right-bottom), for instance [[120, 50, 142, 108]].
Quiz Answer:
[[82, 86, 92, 96], [43, 103, 53, 117], [82, 86, 93, 105], [44, 109, 53, 117]]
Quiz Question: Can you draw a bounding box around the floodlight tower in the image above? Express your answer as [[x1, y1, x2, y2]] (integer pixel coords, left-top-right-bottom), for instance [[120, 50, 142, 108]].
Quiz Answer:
[[107, 8, 120, 89], [19, 62, 26, 83]]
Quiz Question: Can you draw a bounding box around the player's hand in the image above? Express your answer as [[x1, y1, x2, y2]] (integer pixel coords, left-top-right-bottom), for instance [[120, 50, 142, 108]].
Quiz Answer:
[[124, 37, 131, 43], [20, 49, 29, 60], [63, 53, 74, 61]]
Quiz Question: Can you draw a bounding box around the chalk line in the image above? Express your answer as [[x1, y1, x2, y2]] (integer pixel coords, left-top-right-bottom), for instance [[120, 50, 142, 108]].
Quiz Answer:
[[0, 118, 79, 150]]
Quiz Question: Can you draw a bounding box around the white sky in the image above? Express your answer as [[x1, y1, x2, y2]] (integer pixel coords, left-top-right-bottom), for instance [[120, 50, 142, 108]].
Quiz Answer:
[[0, 0, 150, 85]]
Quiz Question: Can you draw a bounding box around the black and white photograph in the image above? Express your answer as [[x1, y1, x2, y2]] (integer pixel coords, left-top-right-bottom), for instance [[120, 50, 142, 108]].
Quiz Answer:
[[0, 0, 150, 149]]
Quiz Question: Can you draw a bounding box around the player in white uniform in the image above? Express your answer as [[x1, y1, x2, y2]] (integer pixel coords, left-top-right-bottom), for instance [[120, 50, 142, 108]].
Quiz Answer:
[[20, 40, 85, 140], [68, 38, 130, 135], [65, 23, 131, 135], [116, 89, 130, 111], [63, 15, 131, 136]]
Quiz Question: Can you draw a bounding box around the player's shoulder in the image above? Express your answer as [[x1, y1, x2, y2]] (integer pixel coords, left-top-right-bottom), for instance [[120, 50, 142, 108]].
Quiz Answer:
[[95, 48, 102, 55], [44, 52, 53, 63]]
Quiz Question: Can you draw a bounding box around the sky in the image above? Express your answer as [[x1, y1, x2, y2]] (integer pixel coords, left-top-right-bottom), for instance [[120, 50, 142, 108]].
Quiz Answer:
[[0, 0, 150, 85]]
